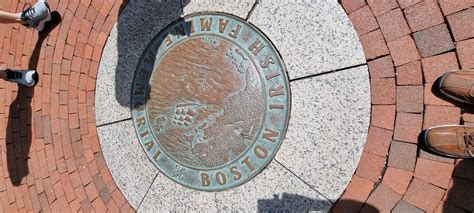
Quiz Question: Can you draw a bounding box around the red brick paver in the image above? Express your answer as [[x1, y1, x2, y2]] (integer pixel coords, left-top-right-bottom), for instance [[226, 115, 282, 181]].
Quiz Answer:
[[349, 6, 378, 36], [336, 2, 474, 212], [2, 0, 474, 211], [364, 126, 393, 157], [447, 7, 474, 41], [0, 0, 132, 212], [412, 23, 454, 58], [404, 178, 445, 212], [396, 60, 422, 85], [371, 105, 395, 130], [371, 78, 396, 104], [382, 167, 412, 195], [457, 38, 474, 69], [387, 35, 420, 66], [355, 151, 386, 182], [367, 56, 395, 78], [403, 0, 445, 32], [421, 52, 459, 83], [388, 140, 418, 171], [364, 184, 401, 212], [377, 8, 410, 42], [360, 29, 389, 60], [396, 85, 423, 113], [414, 158, 454, 189]]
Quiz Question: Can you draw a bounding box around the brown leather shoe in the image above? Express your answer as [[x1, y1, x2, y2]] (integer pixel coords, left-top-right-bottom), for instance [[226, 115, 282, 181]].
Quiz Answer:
[[424, 125, 474, 158], [438, 70, 474, 104]]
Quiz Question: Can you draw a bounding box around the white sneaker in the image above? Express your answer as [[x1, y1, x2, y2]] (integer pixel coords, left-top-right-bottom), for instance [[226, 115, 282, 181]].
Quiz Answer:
[[6, 69, 38, 87], [20, 0, 51, 31]]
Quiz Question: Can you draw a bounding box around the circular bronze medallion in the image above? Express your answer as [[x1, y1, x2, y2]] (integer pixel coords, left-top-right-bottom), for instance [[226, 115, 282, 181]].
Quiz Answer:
[[131, 13, 290, 191]]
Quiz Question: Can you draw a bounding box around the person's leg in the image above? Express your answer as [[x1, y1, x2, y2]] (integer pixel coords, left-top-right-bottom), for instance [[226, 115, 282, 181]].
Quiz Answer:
[[20, 1, 51, 31], [0, 1, 51, 31], [0, 69, 38, 87], [0, 10, 21, 24]]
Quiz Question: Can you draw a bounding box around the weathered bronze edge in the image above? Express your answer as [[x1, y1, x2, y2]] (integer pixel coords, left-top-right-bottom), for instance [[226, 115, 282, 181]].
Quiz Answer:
[[129, 11, 292, 192]]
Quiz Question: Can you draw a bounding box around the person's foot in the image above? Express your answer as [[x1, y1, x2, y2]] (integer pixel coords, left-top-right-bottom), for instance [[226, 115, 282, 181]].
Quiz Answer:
[[438, 70, 474, 104], [424, 125, 474, 158], [5, 69, 38, 87], [19, 0, 51, 31]]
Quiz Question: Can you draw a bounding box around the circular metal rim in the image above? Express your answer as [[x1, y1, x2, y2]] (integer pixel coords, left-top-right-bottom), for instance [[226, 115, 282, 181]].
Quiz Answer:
[[130, 11, 292, 192]]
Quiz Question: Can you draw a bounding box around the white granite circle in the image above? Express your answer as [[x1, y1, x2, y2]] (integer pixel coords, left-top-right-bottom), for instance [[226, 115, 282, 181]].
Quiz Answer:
[[95, 0, 370, 211]]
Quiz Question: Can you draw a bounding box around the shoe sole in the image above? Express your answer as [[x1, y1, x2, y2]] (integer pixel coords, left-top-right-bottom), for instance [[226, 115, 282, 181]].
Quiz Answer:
[[437, 70, 474, 105], [35, 2, 51, 32], [31, 70, 38, 87], [6, 70, 38, 87], [423, 124, 473, 159], [24, 70, 38, 87]]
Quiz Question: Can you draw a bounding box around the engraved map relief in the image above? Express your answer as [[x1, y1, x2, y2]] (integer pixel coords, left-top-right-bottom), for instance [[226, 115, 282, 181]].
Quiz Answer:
[[147, 36, 265, 169]]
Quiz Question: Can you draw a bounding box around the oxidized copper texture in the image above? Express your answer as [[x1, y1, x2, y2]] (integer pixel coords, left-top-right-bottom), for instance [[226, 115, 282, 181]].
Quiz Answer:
[[131, 13, 290, 191], [148, 37, 265, 169]]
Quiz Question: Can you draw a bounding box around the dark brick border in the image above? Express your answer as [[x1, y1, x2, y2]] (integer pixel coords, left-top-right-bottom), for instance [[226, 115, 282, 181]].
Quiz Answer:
[[0, 0, 132, 211], [333, 1, 473, 212]]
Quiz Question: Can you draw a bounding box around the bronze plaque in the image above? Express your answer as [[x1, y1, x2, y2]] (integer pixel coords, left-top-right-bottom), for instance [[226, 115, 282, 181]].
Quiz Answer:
[[131, 13, 290, 191]]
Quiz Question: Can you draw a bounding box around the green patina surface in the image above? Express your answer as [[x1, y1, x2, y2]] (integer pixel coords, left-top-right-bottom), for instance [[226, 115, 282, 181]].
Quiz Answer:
[[131, 13, 290, 191]]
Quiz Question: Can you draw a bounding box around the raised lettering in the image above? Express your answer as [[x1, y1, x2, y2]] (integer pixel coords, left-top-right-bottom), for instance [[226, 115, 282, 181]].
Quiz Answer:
[[136, 116, 145, 128], [229, 24, 241, 39], [265, 71, 281, 81], [241, 156, 255, 172], [263, 128, 279, 143], [138, 68, 150, 79], [144, 140, 154, 151], [201, 173, 210, 186], [140, 130, 150, 138], [153, 149, 161, 161], [269, 84, 285, 97], [254, 145, 268, 159], [269, 104, 285, 110], [134, 83, 145, 96], [164, 35, 173, 47], [200, 17, 213, 31], [230, 166, 242, 180], [260, 55, 275, 68], [174, 24, 186, 36], [216, 172, 227, 185], [134, 101, 144, 111], [144, 52, 154, 65], [189, 20, 195, 33], [249, 39, 265, 56], [219, 18, 229, 33]]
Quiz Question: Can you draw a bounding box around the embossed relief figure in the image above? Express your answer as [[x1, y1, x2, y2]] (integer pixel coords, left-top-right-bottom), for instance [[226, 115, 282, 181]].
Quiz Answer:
[[147, 36, 265, 168]]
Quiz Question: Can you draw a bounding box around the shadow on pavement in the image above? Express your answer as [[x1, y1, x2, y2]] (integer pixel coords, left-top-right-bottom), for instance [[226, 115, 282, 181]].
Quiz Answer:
[[420, 73, 474, 212], [443, 159, 474, 212], [257, 194, 378, 212], [419, 130, 474, 212], [6, 11, 61, 186], [113, 0, 190, 108]]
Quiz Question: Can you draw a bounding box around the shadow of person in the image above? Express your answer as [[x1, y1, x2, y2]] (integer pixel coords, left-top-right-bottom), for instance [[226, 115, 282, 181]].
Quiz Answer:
[[111, 0, 191, 111], [422, 75, 474, 211], [6, 11, 61, 186], [256, 193, 379, 212], [443, 159, 474, 212]]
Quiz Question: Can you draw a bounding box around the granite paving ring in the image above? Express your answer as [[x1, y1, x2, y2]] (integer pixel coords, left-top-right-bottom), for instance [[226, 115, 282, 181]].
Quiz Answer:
[[130, 13, 291, 191]]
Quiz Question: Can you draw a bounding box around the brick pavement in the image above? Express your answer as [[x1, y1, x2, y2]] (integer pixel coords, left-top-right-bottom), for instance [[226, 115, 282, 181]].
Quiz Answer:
[[0, 0, 132, 211], [334, 0, 474, 212], [1, 0, 473, 212]]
